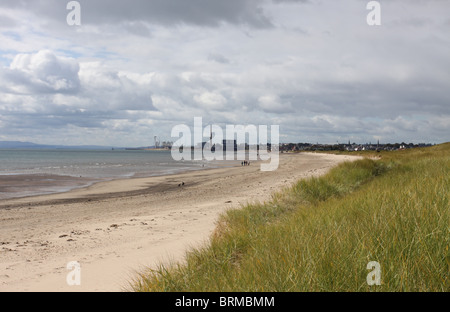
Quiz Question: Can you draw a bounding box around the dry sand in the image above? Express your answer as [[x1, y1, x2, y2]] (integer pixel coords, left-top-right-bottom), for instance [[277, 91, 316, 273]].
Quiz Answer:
[[0, 152, 361, 292]]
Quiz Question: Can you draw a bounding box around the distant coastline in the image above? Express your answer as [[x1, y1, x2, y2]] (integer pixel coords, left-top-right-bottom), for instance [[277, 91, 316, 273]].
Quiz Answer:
[[0, 140, 439, 152], [0, 141, 118, 150]]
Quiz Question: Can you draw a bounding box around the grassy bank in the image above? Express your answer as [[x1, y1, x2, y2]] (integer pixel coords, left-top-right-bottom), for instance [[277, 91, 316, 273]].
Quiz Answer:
[[131, 143, 449, 292]]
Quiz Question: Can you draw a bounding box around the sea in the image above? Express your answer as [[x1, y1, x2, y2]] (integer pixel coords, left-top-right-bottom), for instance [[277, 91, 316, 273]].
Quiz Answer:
[[0, 149, 238, 200]]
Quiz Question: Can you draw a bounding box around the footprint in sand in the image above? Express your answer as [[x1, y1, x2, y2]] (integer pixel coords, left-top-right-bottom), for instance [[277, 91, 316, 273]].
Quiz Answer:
[[71, 230, 90, 236]]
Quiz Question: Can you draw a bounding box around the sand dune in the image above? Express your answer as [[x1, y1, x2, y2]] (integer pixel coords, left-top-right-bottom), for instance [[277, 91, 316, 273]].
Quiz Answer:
[[0, 152, 361, 292]]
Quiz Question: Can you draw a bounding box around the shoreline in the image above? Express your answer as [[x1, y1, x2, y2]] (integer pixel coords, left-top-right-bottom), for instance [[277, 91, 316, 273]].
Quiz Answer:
[[0, 173, 102, 201], [0, 159, 243, 208], [0, 159, 243, 203], [0, 152, 362, 292]]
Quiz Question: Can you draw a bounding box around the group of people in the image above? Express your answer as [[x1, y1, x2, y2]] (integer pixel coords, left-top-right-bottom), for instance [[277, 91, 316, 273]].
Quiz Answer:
[[241, 160, 251, 166]]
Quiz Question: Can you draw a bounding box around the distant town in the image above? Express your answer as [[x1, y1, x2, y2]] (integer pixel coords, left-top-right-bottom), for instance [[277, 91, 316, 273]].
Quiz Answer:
[[279, 141, 434, 152]]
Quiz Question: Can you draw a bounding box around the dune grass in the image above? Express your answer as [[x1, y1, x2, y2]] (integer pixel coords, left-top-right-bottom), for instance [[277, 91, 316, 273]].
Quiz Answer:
[[130, 143, 449, 292]]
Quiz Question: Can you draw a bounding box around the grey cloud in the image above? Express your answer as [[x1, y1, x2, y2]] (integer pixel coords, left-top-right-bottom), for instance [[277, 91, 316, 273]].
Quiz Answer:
[[0, 0, 274, 28], [0, 14, 17, 28], [0, 94, 150, 132], [208, 53, 230, 64], [271, 0, 309, 3], [86, 0, 273, 28], [121, 21, 152, 37]]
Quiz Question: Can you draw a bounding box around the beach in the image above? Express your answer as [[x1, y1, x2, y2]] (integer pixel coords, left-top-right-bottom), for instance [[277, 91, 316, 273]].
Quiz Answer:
[[0, 152, 361, 292]]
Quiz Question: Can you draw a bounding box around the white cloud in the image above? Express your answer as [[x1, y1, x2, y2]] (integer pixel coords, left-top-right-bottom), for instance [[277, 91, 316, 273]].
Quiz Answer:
[[194, 92, 228, 110], [5, 50, 80, 93], [258, 94, 293, 113]]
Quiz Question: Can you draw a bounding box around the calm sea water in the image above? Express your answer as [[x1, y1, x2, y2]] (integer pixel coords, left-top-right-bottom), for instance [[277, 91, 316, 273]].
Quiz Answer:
[[0, 149, 216, 178], [0, 149, 236, 199]]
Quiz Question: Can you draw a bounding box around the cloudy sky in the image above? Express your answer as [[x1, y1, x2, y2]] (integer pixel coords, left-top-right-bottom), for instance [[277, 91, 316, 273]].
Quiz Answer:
[[0, 0, 449, 146]]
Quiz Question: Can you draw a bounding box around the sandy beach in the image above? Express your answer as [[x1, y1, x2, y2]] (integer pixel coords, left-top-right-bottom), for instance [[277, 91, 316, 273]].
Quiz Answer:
[[0, 152, 361, 292]]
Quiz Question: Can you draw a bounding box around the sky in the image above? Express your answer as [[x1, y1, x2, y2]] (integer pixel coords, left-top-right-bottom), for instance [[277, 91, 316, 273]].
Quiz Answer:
[[0, 0, 449, 147]]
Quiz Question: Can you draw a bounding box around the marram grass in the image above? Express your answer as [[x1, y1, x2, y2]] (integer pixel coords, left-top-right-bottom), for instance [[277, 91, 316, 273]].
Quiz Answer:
[[130, 143, 449, 292]]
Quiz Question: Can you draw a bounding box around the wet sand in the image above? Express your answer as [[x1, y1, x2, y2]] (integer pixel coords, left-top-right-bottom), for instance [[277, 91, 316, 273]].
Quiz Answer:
[[0, 152, 361, 292], [0, 174, 98, 200]]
